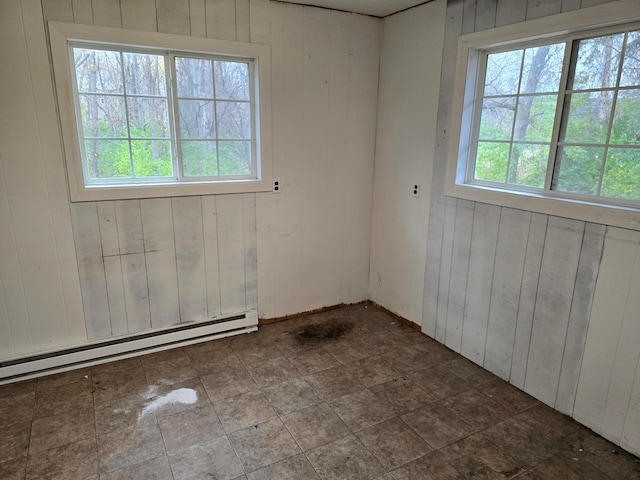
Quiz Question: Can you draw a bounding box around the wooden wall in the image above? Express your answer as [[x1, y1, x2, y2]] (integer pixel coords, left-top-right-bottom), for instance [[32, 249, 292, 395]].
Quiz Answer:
[[422, 0, 638, 456], [0, 0, 379, 353], [369, 0, 446, 325]]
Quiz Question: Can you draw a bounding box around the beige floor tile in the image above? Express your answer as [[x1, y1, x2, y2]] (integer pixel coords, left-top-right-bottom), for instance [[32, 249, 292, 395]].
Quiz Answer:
[[33, 378, 93, 418], [401, 402, 475, 449], [330, 389, 396, 432], [304, 366, 365, 400], [168, 436, 244, 480], [306, 434, 386, 480], [281, 403, 350, 451], [368, 376, 431, 415], [26, 438, 97, 480], [158, 403, 225, 453], [440, 388, 508, 431], [0, 392, 35, 428], [97, 421, 165, 475], [200, 363, 259, 402], [438, 430, 530, 477], [246, 453, 320, 480], [0, 457, 27, 480], [245, 356, 300, 388], [0, 421, 31, 462], [356, 417, 433, 470], [390, 451, 465, 480], [29, 406, 95, 454], [99, 455, 174, 480], [229, 417, 301, 473], [261, 377, 322, 416], [215, 390, 277, 434]]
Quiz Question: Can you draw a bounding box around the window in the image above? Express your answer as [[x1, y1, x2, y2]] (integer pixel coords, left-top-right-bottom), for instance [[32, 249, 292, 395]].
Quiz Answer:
[[448, 1, 640, 229], [49, 22, 271, 201]]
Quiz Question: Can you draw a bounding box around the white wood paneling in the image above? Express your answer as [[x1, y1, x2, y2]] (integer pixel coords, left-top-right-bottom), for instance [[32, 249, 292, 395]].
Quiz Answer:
[[460, 202, 500, 365], [445, 199, 473, 351], [140, 198, 180, 328], [524, 217, 585, 406], [510, 212, 547, 389], [369, 0, 447, 326], [70, 202, 110, 339], [1, 0, 75, 353], [342, 13, 379, 305], [436, 197, 457, 343], [91, 0, 121, 27], [157, 0, 189, 35], [172, 196, 207, 322], [422, 0, 637, 458], [575, 228, 640, 436], [484, 207, 530, 380], [190, 0, 207, 37], [555, 222, 605, 415], [121, 0, 156, 31], [72, 0, 93, 24], [97, 201, 127, 337], [216, 194, 248, 314], [206, 0, 236, 40]]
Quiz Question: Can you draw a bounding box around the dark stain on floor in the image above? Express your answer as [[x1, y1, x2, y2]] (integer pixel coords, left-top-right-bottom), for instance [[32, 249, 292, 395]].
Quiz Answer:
[[293, 320, 353, 345]]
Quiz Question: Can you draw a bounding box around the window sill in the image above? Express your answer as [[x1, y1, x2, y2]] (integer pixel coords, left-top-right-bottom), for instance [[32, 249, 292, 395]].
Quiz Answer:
[[70, 178, 272, 202], [445, 182, 640, 231]]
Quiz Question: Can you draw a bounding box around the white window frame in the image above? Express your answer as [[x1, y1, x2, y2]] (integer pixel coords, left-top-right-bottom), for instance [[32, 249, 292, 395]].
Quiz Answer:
[[446, 0, 640, 230], [49, 21, 272, 202]]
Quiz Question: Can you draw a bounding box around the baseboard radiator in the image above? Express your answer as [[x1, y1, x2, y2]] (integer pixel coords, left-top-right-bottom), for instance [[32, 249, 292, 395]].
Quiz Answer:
[[0, 311, 258, 384]]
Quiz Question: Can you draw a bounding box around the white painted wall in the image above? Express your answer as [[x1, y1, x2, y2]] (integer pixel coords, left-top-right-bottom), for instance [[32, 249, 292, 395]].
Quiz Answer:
[[422, 0, 639, 457], [0, 0, 380, 357], [368, 0, 446, 325], [256, 1, 380, 319]]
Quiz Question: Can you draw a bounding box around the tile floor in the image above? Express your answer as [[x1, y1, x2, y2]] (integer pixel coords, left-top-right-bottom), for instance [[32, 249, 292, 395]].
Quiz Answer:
[[1, 303, 640, 479]]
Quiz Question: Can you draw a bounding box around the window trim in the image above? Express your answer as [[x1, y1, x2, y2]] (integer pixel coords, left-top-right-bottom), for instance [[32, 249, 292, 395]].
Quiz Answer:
[[446, 0, 640, 230], [49, 21, 272, 202]]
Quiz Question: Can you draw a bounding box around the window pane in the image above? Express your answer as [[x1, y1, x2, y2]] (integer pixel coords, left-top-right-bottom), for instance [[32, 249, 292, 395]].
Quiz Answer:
[[123, 52, 166, 96], [479, 97, 515, 141], [79, 95, 127, 137], [214, 61, 250, 100], [474, 142, 509, 183], [131, 140, 173, 177], [570, 33, 624, 91], [178, 100, 216, 139], [520, 43, 565, 94], [74, 48, 123, 94], [561, 91, 613, 144], [484, 50, 523, 96], [219, 141, 252, 175], [620, 30, 640, 87], [127, 98, 170, 138], [514, 95, 557, 142], [554, 146, 604, 195], [508, 143, 549, 188], [601, 147, 640, 200], [181, 141, 218, 176], [216, 101, 251, 139], [85, 139, 131, 179], [611, 88, 640, 144], [175, 57, 213, 98]]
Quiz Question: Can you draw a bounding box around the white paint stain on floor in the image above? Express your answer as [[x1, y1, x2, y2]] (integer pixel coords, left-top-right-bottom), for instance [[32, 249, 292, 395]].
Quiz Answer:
[[138, 388, 198, 419]]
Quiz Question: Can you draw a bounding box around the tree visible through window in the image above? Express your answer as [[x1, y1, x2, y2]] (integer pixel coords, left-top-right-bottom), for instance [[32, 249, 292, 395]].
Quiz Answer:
[[72, 45, 255, 185], [470, 26, 640, 204]]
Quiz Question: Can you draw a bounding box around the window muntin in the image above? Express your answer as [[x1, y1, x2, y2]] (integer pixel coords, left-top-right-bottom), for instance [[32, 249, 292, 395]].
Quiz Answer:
[[466, 24, 640, 207], [71, 45, 257, 187]]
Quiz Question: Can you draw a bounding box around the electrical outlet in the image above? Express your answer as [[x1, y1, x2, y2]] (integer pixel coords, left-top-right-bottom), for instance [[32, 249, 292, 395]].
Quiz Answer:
[[273, 179, 281, 193], [412, 183, 420, 198]]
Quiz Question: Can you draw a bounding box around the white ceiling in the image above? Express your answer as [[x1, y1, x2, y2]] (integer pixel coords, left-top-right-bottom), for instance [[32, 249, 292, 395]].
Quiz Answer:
[[279, 0, 430, 17]]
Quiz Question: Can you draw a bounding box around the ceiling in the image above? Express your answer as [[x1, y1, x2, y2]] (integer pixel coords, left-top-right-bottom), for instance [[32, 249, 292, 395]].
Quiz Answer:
[[279, 0, 431, 17]]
